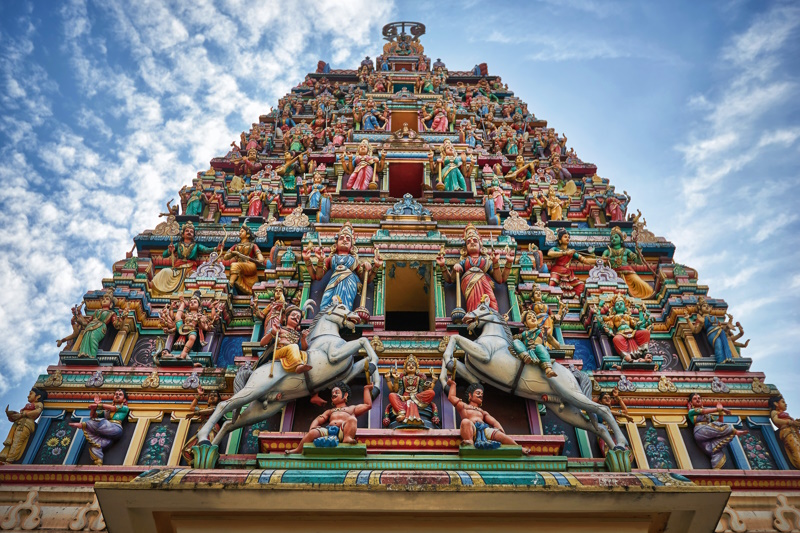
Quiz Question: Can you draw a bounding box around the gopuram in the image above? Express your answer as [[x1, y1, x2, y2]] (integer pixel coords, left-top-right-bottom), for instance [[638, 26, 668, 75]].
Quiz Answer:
[[1, 21, 796, 533]]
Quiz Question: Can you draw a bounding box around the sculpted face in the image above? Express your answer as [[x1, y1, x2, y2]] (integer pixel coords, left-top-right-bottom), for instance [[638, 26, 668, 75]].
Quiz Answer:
[[286, 310, 302, 329], [613, 298, 627, 314], [331, 387, 348, 404], [336, 232, 352, 253], [466, 235, 481, 254], [559, 232, 570, 247], [469, 388, 484, 406], [113, 389, 126, 404], [182, 225, 195, 241], [405, 358, 417, 374], [690, 394, 703, 408], [532, 287, 543, 302], [239, 227, 248, 241], [189, 297, 201, 311], [101, 293, 114, 309], [610, 232, 622, 247], [27, 390, 38, 403]]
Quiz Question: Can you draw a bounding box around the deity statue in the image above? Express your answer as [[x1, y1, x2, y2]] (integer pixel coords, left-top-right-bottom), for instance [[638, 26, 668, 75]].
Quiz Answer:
[[436, 224, 513, 313], [150, 222, 216, 294], [511, 286, 567, 378], [73, 289, 127, 358], [220, 223, 267, 294], [504, 155, 536, 195], [69, 389, 130, 466], [181, 387, 221, 463], [258, 304, 313, 374], [302, 222, 382, 311], [250, 280, 287, 335], [447, 381, 530, 454], [602, 227, 654, 299], [593, 294, 653, 363], [595, 190, 630, 222], [596, 388, 634, 456], [179, 185, 205, 217], [276, 150, 308, 193], [384, 354, 439, 427], [540, 185, 569, 221], [159, 291, 224, 360], [342, 139, 386, 190], [684, 296, 745, 364], [0, 388, 45, 464], [285, 381, 374, 454], [307, 170, 326, 209], [687, 393, 746, 469], [429, 140, 472, 192], [356, 97, 386, 131], [546, 229, 595, 298], [56, 303, 85, 350], [770, 396, 800, 469], [246, 186, 264, 217]]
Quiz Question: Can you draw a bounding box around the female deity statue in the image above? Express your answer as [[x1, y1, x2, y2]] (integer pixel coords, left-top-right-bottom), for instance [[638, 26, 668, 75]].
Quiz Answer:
[[384, 354, 439, 427], [343, 139, 386, 190], [74, 289, 127, 358], [504, 155, 536, 195], [595, 190, 630, 222], [246, 187, 264, 217], [593, 294, 653, 363], [541, 185, 569, 221], [684, 296, 742, 364], [546, 229, 595, 298], [436, 224, 514, 312], [602, 226, 654, 299], [687, 393, 746, 469], [301, 222, 382, 311], [180, 185, 205, 217], [770, 396, 800, 469], [429, 140, 471, 192], [0, 388, 45, 464], [151, 222, 216, 294], [159, 291, 223, 359], [307, 170, 326, 209], [221, 223, 267, 294], [69, 389, 129, 466]]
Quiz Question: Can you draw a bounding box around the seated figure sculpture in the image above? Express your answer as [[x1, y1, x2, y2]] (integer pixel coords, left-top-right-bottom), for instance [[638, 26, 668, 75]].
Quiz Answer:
[[687, 393, 746, 469], [69, 389, 129, 466], [384, 354, 439, 428], [593, 294, 653, 363], [511, 286, 566, 378], [285, 381, 374, 454]]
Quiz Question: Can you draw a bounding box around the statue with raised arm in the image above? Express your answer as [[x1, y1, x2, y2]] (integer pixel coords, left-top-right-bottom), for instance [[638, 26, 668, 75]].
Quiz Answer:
[[285, 381, 374, 454], [687, 393, 746, 469], [684, 296, 743, 364], [511, 285, 566, 378], [593, 293, 653, 363], [0, 388, 45, 464], [221, 222, 266, 295], [602, 226, 653, 299], [384, 354, 439, 427], [74, 289, 127, 358], [546, 229, 595, 299], [69, 389, 129, 466], [159, 290, 223, 360]]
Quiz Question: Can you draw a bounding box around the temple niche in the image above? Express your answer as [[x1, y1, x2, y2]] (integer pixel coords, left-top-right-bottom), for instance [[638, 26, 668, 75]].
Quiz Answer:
[[2, 19, 794, 533]]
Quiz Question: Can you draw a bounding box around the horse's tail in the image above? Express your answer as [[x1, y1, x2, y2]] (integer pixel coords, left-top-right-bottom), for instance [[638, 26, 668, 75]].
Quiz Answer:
[[303, 299, 318, 319], [569, 365, 593, 401], [234, 363, 253, 394]]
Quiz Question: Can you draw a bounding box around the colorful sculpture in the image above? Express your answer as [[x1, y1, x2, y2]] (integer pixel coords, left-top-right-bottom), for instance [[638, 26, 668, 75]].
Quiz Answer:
[[151, 222, 215, 294], [221, 223, 266, 295], [159, 291, 223, 360], [770, 396, 800, 469], [69, 389, 129, 465], [437, 224, 513, 312], [74, 289, 127, 358], [512, 286, 566, 378], [429, 140, 471, 192], [0, 388, 45, 464], [286, 381, 374, 454], [687, 393, 746, 469], [276, 150, 307, 193], [307, 170, 325, 209], [685, 296, 744, 364], [181, 387, 221, 463], [258, 304, 313, 374], [546, 229, 595, 298], [593, 294, 653, 363], [384, 354, 439, 427], [342, 140, 386, 190], [602, 227, 653, 299]]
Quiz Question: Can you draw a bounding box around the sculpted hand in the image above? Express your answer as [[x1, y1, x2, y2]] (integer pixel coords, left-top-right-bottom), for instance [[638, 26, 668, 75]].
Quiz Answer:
[[452, 263, 463, 274], [504, 248, 515, 263], [436, 254, 446, 268]]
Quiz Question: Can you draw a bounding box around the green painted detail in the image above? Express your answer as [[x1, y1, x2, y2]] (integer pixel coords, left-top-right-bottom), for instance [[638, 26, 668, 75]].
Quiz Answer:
[[575, 428, 592, 458], [459, 445, 523, 458], [279, 470, 351, 484], [381, 339, 441, 350], [479, 471, 546, 486], [302, 443, 367, 457]]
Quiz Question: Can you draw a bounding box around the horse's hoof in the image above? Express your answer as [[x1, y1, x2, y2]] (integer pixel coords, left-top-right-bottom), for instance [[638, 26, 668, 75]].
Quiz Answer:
[[446, 360, 455, 372], [612, 445, 628, 452], [371, 386, 381, 399], [367, 363, 377, 375], [197, 439, 212, 446]]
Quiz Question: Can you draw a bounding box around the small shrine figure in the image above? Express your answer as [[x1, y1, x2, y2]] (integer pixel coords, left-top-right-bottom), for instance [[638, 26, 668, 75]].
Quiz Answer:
[[307, 170, 326, 209], [684, 297, 744, 364], [56, 304, 85, 350], [246, 186, 264, 217], [151, 222, 216, 294], [159, 291, 223, 360], [342, 139, 386, 190], [384, 354, 440, 427], [687, 393, 746, 469], [250, 280, 287, 336], [770, 396, 800, 469], [596, 388, 634, 456], [437, 224, 513, 313], [0, 388, 45, 464], [221, 222, 267, 295], [285, 381, 374, 454], [546, 229, 595, 298], [504, 155, 536, 195], [593, 294, 653, 363], [446, 381, 530, 454], [179, 184, 205, 217], [69, 389, 130, 466], [429, 140, 472, 192], [74, 289, 127, 359], [276, 150, 308, 193], [302, 222, 382, 311], [602, 226, 653, 299], [511, 286, 566, 378], [258, 304, 313, 374], [541, 185, 569, 221], [181, 386, 221, 463], [595, 190, 630, 222]]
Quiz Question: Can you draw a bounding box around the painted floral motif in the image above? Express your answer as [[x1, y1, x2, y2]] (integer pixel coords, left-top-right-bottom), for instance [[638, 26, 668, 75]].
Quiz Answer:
[[137, 422, 176, 466], [241, 419, 274, 455], [740, 431, 775, 470], [643, 427, 674, 469], [34, 420, 75, 465]]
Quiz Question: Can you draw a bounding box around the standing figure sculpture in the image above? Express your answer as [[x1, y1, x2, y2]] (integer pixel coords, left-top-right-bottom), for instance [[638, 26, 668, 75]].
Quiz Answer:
[[159, 291, 223, 360], [687, 393, 746, 469], [447, 381, 529, 454], [69, 389, 129, 466], [770, 396, 800, 469], [285, 381, 374, 454], [511, 286, 566, 378], [541, 185, 569, 221], [180, 185, 205, 217], [602, 227, 653, 299], [74, 289, 127, 359], [546, 229, 595, 298], [429, 140, 471, 192], [384, 354, 439, 427], [181, 387, 221, 463], [685, 296, 742, 364], [221, 222, 266, 295], [0, 388, 45, 464], [436, 224, 513, 313], [302, 222, 382, 311], [343, 140, 386, 190]]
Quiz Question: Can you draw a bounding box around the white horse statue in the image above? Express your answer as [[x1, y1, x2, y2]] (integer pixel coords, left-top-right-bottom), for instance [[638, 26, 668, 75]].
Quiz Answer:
[[196, 299, 380, 447], [439, 302, 631, 468]]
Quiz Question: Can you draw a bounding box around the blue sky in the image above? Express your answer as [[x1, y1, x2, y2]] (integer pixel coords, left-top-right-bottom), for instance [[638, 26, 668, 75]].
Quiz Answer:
[[0, 0, 798, 437]]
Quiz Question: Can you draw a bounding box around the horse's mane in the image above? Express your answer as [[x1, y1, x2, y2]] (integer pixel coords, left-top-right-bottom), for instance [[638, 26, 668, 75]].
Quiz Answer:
[[308, 302, 339, 333], [482, 307, 520, 358]]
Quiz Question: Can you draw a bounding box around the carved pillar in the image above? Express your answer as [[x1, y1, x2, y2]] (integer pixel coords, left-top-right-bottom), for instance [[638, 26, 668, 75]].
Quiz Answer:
[[627, 417, 648, 469], [123, 411, 163, 466], [652, 415, 692, 470], [168, 412, 191, 466]]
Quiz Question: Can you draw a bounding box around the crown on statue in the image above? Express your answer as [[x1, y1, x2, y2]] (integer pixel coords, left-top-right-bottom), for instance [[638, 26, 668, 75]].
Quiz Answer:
[[610, 226, 626, 241], [337, 221, 355, 240], [464, 223, 480, 242], [403, 353, 419, 370]]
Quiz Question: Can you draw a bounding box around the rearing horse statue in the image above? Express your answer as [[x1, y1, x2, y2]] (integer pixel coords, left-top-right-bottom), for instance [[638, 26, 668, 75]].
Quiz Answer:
[[439, 302, 630, 462], [197, 299, 380, 446]]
